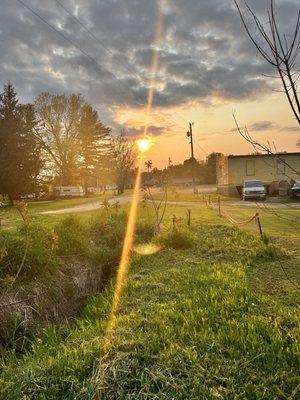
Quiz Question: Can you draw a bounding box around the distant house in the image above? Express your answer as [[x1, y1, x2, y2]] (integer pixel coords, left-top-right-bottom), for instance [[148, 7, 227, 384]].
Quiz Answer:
[[217, 152, 300, 197], [142, 175, 200, 187], [172, 177, 200, 186]]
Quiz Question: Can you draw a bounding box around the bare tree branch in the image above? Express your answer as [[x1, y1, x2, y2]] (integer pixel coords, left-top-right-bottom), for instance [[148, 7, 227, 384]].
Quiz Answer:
[[234, 0, 300, 124], [232, 112, 300, 178]]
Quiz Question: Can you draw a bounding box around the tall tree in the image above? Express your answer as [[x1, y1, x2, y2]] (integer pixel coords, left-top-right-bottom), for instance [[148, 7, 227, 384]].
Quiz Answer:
[[0, 84, 41, 204], [112, 134, 136, 194], [34, 92, 111, 189], [78, 104, 111, 195], [18, 103, 43, 197], [34, 92, 83, 186]]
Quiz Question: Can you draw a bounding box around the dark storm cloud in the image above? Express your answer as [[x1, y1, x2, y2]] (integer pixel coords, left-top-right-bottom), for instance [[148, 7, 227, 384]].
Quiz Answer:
[[0, 0, 298, 128]]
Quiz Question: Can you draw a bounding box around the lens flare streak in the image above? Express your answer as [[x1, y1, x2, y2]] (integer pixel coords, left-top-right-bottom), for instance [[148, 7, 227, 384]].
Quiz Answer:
[[94, 2, 166, 397]]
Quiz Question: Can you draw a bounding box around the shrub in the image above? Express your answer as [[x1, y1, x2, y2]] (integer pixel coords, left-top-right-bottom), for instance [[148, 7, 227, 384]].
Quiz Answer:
[[135, 219, 155, 243], [156, 228, 197, 250], [0, 221, 58, 280], [91, 244, 121, 267], [90, 211, 127, 247], [55, 215, 89, 256]]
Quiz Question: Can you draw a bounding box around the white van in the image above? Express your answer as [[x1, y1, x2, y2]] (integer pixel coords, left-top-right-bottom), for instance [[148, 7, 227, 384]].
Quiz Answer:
[[54, 186, 84, 198]]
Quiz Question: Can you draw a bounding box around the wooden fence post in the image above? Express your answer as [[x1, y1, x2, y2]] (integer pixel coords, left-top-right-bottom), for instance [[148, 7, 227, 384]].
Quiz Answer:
[[186, 209, 191, 228], [218, 196, 221, 217], [256, 213, 263, 238], [172, 215, 176, 232]]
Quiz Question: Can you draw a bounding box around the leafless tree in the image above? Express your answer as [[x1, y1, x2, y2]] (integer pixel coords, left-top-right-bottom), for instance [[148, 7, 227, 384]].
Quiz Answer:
[[34, 92, 83, 185], [111, 133, 137, 194], [142, 185, 168, 234], [234, 0, 300, 124], [233, 112, 300, 177]]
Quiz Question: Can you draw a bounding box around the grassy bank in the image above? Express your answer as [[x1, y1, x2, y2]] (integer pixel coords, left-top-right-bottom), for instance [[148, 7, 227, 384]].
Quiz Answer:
[[0, 210, 133, 356], [0, 217, 299, 399]]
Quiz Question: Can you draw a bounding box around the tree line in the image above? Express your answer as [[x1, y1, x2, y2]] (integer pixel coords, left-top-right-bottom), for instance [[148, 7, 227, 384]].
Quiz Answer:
[[0, 83, 136, 203], [142, 153, 222, 186]]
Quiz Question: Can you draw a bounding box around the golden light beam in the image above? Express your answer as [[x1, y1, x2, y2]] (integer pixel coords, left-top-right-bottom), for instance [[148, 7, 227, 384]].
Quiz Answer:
[[93, 2, 166, 398], [144, 2, 164, 132], [102, 156, 142, 353]]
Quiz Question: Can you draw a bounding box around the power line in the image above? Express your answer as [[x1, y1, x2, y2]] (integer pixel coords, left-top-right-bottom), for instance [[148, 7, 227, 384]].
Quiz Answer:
[[16, 0, 177, 133], [53, 0, 144, 86], [53, 0, 191, 128], [15, 0, 150, 111], [16, 0, 108, 74], [17, 0, 191, 137], [195, 140, 208, 157]]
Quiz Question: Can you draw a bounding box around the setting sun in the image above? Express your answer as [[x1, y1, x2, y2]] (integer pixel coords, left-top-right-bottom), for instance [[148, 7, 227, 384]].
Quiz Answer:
[[137, 138, 152, 153], [0, 0, 299, 398]]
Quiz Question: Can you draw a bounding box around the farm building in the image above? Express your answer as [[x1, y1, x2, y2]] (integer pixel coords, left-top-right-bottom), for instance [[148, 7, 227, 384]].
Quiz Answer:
[[217, 152, 300, 197]]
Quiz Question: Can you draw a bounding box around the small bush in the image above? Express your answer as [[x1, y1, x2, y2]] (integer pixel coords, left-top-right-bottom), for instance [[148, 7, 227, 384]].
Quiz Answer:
[[91, 244, 121, 267], [90, 211, 127, 247], [0, 221, 58, 280], [135, 220, 155, 243], [156, 228, 197, 249], [55, 215, 89, 256]]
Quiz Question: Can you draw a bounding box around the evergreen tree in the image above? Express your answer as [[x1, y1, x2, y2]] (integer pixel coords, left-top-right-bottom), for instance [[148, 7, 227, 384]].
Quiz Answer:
[[18, 104, 43, 196], [0, 83, 41, 204], [78, 104, 111, 195]]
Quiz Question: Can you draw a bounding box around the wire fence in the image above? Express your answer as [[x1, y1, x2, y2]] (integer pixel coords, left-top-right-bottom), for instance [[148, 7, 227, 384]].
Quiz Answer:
[[205, 196, 261, 229], [204, 195, 300, 290]]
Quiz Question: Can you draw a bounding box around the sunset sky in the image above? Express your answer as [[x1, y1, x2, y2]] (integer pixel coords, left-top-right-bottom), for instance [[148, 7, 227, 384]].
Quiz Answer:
[[0, 0, 299, 169]]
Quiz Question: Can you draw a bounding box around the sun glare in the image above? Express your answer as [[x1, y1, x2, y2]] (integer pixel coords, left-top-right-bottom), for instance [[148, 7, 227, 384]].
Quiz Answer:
[[133, 243, 162, 255], [137, 138, 152, 153]]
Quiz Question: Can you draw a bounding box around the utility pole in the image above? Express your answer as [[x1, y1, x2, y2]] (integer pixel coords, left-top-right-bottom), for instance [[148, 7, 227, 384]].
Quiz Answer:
[[187, 122, 196, 193]]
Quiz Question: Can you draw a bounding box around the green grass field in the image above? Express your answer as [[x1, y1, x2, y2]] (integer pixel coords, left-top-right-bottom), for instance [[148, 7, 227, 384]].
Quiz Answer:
[[0, 194, 299, 399], [0, 191, 126, 229]]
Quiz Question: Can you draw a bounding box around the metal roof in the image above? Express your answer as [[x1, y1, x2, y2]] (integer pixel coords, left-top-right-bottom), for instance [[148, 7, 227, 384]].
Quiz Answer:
[[228, 152, 300, 159]]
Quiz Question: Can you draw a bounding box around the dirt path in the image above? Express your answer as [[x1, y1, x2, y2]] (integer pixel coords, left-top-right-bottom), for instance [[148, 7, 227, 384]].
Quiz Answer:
[[41, 194, 300, 215], [41, 194, 138, 215]]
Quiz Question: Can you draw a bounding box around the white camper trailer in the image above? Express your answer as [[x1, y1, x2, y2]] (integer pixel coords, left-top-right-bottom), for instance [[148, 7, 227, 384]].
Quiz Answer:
[[54, 186, 84, 198]]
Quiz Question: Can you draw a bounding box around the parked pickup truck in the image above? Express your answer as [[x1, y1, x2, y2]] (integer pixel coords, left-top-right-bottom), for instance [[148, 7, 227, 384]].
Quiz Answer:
[[289, 181, 300, 199], [242, 180, 266, 201]]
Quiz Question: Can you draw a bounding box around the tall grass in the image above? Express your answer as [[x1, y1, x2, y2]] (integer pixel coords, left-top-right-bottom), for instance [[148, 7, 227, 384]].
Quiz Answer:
[[0, 221, 59, 281], [0, 223, 298, 399], [0, 212, 129, 356]]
